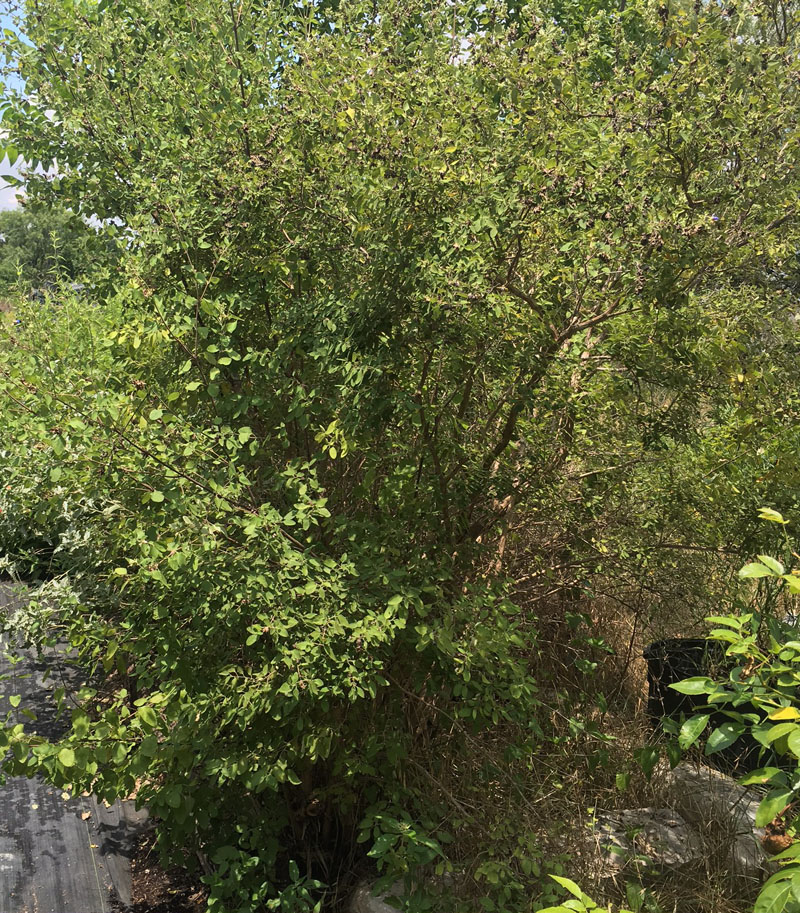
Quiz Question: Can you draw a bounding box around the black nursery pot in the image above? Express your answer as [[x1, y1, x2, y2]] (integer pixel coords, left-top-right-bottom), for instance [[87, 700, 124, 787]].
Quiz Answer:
[[643, 637, 727, 722], [642, 637, 772, 775]]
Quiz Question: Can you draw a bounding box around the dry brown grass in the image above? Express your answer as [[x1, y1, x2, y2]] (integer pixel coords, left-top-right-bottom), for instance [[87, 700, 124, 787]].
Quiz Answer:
[[404, 561, 767, 913]]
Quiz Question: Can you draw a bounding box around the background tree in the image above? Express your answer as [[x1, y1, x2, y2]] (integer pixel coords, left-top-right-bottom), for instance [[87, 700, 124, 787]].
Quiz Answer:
[[0, 204, 105, 294]]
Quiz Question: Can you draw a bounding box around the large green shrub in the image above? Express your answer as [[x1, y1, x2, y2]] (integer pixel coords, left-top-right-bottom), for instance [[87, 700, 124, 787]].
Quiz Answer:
[[0, 0, 799, 909]]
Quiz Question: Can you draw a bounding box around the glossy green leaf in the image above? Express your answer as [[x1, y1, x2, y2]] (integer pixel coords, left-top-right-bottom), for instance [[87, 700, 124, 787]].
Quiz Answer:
[[679, 714, 709, 749]]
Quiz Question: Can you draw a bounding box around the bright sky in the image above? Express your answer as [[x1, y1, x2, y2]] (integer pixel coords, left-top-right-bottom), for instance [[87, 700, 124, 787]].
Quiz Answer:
[[0, 159, 23, 210], [0, 6, 25, 209]]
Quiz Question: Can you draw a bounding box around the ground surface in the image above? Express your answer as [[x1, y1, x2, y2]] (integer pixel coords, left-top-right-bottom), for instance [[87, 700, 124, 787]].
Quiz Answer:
[[116, 829, 207, 913], [0, 582, 149, 912]]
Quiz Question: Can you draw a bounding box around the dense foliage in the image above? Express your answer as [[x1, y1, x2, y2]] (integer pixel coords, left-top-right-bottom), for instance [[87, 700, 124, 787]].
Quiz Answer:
[[654, 513, 800, 913], [0, 0, 799, 910], [0, 204, 104, 294]]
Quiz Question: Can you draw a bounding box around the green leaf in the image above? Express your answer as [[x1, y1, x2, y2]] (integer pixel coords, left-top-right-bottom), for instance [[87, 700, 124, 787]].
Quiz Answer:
[[58, 748, 76, 768], [137, 706, 158, 729], [754, 878, 795, 913], [149, 490, 165, 503], [679, 714, 709, 749], [756, 789, 794, 828], [71, 711, 90, 738], [771, 843, 800, 861], [764, 722, 798, 744], [669, 677, 714, 695], [739, 562, 776, 579], [738, 767, 784, 786], [754, 869, 800, 913], [368, 833, 399, 858], [633, 746, 660, 779], [758, 555, 786, 575], [788, 729, 800, 759], [705, 616, 743, 630], [705, 721, 744, 755], [550, 876, 590, 903], [783, 575, 800, 595], [665, 740, 682, 768], [8, 695, 20, 708]]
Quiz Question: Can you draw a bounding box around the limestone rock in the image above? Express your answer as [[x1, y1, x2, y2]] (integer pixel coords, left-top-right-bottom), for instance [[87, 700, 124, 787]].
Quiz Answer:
[[659, 761, 770, 876], [348, 880, 404, 913], [590, 807, 702, 874]]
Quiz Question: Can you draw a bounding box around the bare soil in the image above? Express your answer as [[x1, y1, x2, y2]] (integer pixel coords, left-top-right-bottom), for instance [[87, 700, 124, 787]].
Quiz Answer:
[[113, 829, 208, 913]]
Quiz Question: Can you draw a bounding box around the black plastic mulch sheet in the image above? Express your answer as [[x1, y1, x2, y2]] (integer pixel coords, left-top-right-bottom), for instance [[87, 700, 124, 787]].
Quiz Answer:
[[0, 583, 148, 912]]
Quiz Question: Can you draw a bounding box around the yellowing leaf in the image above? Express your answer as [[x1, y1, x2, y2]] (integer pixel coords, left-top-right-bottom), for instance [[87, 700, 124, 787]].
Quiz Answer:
[[768, 707, 800, 721], [758, 507, 788, 525]]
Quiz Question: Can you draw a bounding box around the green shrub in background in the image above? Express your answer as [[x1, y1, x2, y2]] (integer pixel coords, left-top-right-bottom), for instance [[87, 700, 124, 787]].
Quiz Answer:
[[0, 205, 112, 296]]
